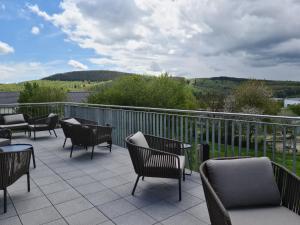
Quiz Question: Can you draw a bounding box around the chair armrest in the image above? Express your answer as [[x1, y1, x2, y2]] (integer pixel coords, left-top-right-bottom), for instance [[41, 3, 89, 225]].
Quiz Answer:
[[29, 115, 48, 124], [200, 163, 232, 225], [272, 162, 300, 215], [144, 134, 183, 155]]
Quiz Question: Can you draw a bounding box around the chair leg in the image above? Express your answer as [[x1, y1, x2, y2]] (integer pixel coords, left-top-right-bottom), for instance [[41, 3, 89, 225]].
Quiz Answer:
[[34, 131, 36, 140], [183, 169, 185, 181], [142, 176, 145, 181], [178, 177, 182, 201], [91, 146, 95, 160], [27, 172, 31, 192], [132, 175, 140, 196], [3, 188, 7, 213], [49, 130, 52, 135], [63, 138, 67, 148], [109, 143, 112, 152], [70, 145, 74, 158], [53, 129, 57, 137]]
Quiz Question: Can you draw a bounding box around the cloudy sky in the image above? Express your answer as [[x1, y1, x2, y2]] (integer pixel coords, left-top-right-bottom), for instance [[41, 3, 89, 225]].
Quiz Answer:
[[1, 0, 300, 83]]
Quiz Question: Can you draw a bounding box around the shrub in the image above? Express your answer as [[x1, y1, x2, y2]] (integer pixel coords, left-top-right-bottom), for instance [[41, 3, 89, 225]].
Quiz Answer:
[[88, 74, 198, 109]]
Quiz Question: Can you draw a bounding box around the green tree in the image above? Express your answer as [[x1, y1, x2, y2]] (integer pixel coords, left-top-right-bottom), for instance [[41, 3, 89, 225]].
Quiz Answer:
[[288, 104, 300, 116], [88, 74, 198, 109], [224, 80, 281, 115], [18, 82, 67, 103]]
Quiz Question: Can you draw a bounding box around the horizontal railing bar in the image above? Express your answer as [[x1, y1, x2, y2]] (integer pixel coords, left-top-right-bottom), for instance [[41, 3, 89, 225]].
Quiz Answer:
[[1, 102, 300, 121]]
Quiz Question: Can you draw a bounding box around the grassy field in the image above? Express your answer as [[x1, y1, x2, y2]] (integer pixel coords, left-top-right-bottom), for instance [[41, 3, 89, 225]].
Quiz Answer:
[[188, 142, 300, 176], [0, 80, 103, 92]]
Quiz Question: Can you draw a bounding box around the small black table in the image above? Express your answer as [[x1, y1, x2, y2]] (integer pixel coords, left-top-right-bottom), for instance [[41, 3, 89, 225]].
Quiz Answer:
[[182, 143, 193, 175], [0, 144, 36, 168]]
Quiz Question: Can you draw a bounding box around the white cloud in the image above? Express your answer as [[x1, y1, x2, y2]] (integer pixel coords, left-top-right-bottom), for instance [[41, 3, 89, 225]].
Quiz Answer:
[[0, 61, 65, 83], [0, 41, 14, 54], [68, 59, 88, 70], [31, 26, 40, 35], [28, 0, 300, 80], [1, 4, 5, 10]]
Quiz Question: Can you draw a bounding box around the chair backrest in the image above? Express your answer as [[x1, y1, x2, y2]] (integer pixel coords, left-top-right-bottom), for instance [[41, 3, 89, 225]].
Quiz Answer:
[[68, 124, 94, 146], [125, 135, 152, 175], [0, 149, 31, 188], [47, 114, 59, 129]]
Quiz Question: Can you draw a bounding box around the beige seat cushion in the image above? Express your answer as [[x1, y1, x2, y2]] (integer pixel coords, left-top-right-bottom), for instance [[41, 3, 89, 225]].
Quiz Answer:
[[0, 138, 11, 147], [229, 206, 300, 225], [129, 131, 149, 149], [29, 124, 48, 128], [145, 155, 185, 170], [64, 118, 81, 125], [3, 114, 25, 125]]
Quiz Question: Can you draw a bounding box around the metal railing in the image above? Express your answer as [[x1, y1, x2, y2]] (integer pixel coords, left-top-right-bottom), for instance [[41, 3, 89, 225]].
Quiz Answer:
[[1, 102, 299, 175]]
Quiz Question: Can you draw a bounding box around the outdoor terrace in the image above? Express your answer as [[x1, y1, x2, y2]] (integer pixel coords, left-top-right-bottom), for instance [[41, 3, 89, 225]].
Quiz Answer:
[[0, 129, 208, 225]]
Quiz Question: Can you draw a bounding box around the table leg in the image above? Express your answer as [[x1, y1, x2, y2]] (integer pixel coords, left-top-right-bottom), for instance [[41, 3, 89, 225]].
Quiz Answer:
[[185, 150, 192, 175]]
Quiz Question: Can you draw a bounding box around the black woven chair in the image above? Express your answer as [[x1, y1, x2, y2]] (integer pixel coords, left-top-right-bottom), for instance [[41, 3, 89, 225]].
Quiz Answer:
[[200, 157, 300, 225], [125, 133, 185, 201], [68, 124, 112, 159], [28, 114, 59, 140], [0, 128, 12, 146], [0, 148, 31, 213], [60, 117, 98, 148]]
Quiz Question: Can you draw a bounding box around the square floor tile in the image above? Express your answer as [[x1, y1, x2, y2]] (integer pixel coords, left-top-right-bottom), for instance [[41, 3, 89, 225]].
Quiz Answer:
[[14, 196, 51, 214], [55, 197, 94, 217], [97, 198, 137, 218], [86, 189, 120, 206], [47, 188, 81, 205], [20, 206, 61, 225], [65, 208, 108, 225], [113, 209, 156, 225]]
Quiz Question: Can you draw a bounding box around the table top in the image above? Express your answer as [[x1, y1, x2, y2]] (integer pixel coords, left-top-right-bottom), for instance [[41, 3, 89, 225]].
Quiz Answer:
[[0, 144, 33, 153]]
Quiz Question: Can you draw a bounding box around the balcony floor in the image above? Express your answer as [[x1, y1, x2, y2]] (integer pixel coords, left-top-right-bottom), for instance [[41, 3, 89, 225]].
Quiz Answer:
[[0, 129, 209, 225]]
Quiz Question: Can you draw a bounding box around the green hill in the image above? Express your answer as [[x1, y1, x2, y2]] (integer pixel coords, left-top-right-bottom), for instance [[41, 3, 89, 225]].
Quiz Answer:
[[192, 76, 300, 98], [42, 70, 135, 82]]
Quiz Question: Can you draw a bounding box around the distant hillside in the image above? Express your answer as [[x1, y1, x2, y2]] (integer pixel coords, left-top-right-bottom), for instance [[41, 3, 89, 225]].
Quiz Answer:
[[42, 70, 135, 82], [192, 76, 300, 98]]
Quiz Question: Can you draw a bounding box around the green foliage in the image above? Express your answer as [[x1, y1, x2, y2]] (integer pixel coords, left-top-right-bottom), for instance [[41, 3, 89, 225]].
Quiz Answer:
[[288, 104, 300, 116], [88, 74, 198, 109], [225, 80, 281, 115], [18, 82, 67, 103], [0, 80, 100, 92]]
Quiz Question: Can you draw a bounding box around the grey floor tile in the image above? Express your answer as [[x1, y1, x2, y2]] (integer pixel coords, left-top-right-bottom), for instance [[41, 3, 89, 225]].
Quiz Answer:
[[39, 181, 71, 195], [47, 188, 81, 205], [141, 200, 181, 221], [20, 206, 61, 225], [166, 192, 204, 210], [161, 212, 206, 225], [113, 209, 156, 225], [43, 218, 68, 225], [111, 183, 142, 197], [75, 182, 107, 195], [97, 198, 137, 218], [55, 197, 94, 217], [86, 189, 120, 206], [59, 170, 86, 180], [65, 208, 108, 225], [99, 221, 115, 225], [187, 202, 210, 224], [14, 196, 52, 214], [0, 215, 22, 225], [185, 186, 205, 200], [0, 203, 17, 220], [9, 186, 44, 202], [34, 175, 63, 186], [66, 176, 96, 187], [101, 176, 129, 188]]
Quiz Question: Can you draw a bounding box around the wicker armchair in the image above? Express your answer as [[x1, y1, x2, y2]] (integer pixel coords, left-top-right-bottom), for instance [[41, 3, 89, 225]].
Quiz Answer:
[[68, 124, 112, 159], [60, 117, 98, 148], [0, 128, 12, 146], [28, 114, 59, 140], [0, 149, 31, 213], [125, 133, 185, 201], [200, 157, 300, 225]]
